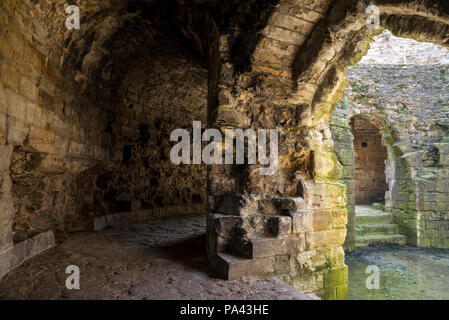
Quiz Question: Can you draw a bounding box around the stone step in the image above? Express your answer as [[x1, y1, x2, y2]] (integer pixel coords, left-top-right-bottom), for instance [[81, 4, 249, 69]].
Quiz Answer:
[[229, 236, 289, 259], [213, 252, 275, 280], [372, 202, 385, 211], [248, 236, 288, 259], [355, 223, 399, 236], [356, 234, 407, 247], [356, 212, 393, 225]]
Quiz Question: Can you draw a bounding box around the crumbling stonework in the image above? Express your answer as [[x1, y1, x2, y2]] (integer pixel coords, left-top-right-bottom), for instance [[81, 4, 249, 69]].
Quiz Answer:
[[1, 0, 449, 299], [332, 63, 449, 250], [0, 0, 211, 279], [105, 47, 208, 216]]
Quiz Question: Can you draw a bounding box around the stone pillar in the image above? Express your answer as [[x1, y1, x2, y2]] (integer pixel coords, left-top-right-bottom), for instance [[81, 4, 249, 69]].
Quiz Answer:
[[330, 107, 356, 252], [206, 35, 252, 268], [206, 36, 348, 299]]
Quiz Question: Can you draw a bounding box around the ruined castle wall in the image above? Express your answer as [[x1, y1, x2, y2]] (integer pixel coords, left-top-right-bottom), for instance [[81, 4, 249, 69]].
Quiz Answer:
[[0, 0, 107, 276], [106, 50, 208, 216], [208, 0, 349, 300], [0, 0, 209, 279], [331, 64, 449, 248], [0, 7, 114, 238], [2, 0, 449, 300]]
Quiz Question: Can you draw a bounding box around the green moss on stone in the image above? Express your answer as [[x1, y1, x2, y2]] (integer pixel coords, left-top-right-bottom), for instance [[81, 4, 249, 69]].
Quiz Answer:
[[324, 265, 348, 289], [397, 103, 408, 115], [349, 29, 382, 66], [352, 82, 363, 91], [322, 288, 336, 300], [336, 284, 348, 300], [441, 68, 449, 81]]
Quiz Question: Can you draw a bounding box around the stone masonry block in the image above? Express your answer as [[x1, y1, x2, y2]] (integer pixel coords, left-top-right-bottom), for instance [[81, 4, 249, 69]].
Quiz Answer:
[[249, 236, 288, 258], [305, 229, 347, 249]]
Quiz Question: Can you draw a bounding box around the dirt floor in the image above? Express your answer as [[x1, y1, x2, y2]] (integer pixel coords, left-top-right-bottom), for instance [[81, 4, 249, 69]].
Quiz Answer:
[[0, 215, 315, 300]]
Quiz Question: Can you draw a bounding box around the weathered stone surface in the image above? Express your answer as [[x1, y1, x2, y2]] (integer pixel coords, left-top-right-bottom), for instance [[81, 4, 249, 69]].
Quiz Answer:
[[291, 209, 313, 234], [302, 181, 347, 210], [10, 231, 55, 269], [214, 252, 276, 280], [93, 206, 206, 231], [0, 247, 12, 280], [305, 229, 347, 250], [3, 0, 449, 299], [249, 236, 288, 258], [331, 39, 449, 250], [268, 216, 292, 236], [0, 230, 54, 281], [213, 215, 243, 238]]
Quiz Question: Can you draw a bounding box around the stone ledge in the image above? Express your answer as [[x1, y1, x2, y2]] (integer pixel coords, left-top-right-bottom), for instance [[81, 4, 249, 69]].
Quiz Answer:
[[213, 252, 276, 280], [0, 246, 13, 280], [0, 230, 55, 280], [10, 230, 55, 269]]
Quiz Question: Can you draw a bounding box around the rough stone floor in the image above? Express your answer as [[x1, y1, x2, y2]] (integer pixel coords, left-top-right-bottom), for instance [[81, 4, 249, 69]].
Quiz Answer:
[[346, 245, 449, 300], [0, 215, 314, 300]]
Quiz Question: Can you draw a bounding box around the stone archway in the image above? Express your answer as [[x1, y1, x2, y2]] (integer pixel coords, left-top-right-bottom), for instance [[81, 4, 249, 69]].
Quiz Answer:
[[330, 28, 449, 251], [333, 114, 409, 248], [0, 0, 221, 280], [1, 0, 449, 300], [206, 0, 449, 300]]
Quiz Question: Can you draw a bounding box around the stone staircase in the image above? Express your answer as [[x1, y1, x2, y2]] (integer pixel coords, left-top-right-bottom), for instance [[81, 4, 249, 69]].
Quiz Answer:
[[213, 236, 288, 280], [355, 205, 406, 247]]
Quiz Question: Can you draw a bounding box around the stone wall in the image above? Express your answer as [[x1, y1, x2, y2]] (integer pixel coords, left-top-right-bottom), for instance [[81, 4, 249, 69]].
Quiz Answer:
[[330, 109, 356, 253], [100, 46, 208, 218], [1, 0, 449, 300], [331, 64, 449, 249], [0, 0, 210, 279], [207, 0, 350, 300], [8, 45, 210, 238], [1, 0, 104, 277]]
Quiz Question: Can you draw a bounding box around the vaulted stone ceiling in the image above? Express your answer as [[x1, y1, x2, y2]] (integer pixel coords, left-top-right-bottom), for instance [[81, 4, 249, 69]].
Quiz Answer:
[[1, 0, 449, 299]]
